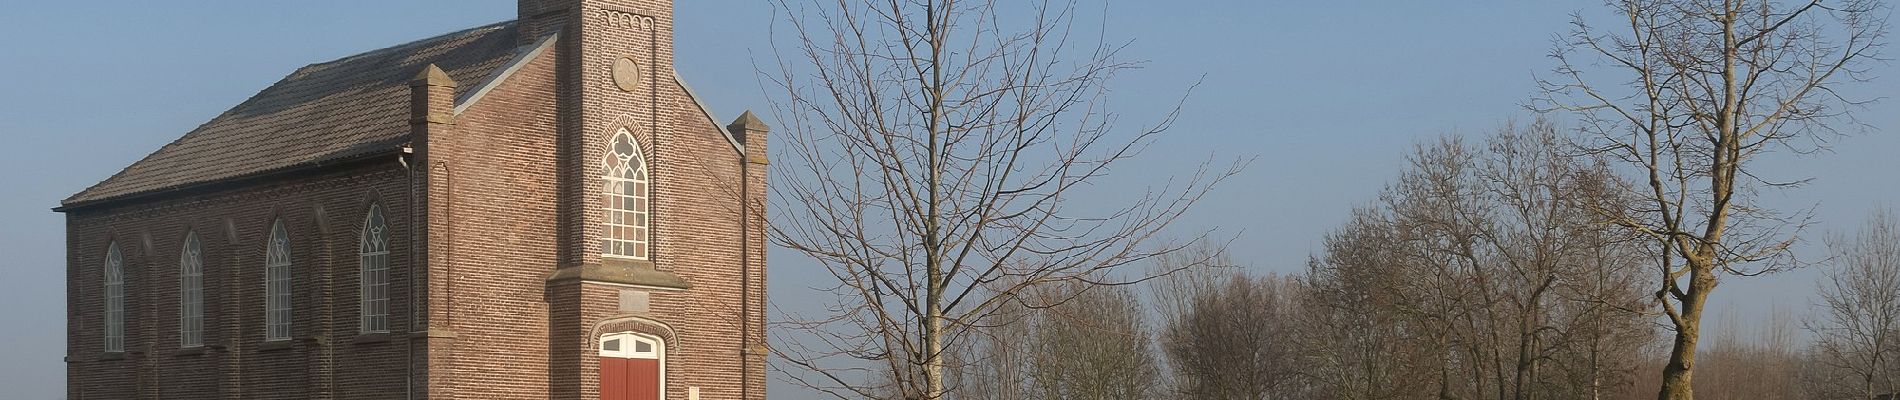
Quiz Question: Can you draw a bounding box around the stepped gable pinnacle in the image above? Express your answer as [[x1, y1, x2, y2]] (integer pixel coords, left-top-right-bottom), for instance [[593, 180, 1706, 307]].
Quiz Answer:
[[413, 64, 458, 87], [727, 110, 769, 132]]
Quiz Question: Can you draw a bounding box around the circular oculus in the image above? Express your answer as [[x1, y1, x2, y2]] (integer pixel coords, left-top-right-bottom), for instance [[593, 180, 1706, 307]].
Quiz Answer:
[[613, 57, 643, 92]]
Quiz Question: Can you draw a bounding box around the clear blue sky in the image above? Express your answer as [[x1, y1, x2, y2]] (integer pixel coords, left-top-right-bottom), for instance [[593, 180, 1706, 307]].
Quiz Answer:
[[2, 1, 1894, 398]]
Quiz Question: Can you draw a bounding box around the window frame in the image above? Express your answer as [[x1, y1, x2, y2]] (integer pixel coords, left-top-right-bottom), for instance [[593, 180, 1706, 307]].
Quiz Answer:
[[103, 242, 125, 353], [180, 232, 205, 348], [264, 219, 292, 341], [359, 205, 391, 334], [599, 127, 652, 260]]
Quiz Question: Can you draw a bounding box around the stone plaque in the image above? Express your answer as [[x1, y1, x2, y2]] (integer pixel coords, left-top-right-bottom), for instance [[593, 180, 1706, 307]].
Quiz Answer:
[[619, 289, 650, 313], [613, 57, 642, 92]]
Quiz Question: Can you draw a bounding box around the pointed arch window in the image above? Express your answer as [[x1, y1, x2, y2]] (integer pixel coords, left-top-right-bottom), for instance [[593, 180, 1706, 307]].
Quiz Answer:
[[103, 242, 125, 353], [180, 232, 204, 347], [264, 220, 292, 341], [601, 128, 651, 259], [360, 205, 391, 333]]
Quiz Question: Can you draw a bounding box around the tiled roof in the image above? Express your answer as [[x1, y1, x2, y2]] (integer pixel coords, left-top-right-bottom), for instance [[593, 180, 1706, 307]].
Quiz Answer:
[[61, 21, 524, 208]]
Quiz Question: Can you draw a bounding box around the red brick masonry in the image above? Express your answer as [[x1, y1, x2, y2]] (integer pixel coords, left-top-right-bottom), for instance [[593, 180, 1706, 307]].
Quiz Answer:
[[60, 1, 766, 398]]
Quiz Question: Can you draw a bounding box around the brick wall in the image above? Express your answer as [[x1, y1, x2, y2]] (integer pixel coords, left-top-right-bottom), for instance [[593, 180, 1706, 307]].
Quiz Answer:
[[65, 163, 417, 400], [63, 0, 766, 398], [429, 31, 562, 398]]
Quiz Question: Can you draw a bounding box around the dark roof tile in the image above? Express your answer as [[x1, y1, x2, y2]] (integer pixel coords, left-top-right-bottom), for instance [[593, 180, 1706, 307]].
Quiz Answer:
[[62, 21, 523, 208]]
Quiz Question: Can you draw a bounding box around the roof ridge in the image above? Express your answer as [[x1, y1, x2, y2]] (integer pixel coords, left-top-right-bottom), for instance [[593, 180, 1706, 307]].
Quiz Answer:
[[309, 20, 517, 69]]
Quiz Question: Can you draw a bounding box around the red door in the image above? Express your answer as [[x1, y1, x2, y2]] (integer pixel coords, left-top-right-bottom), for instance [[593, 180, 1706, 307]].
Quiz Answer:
[[601, 333, 662, 400], [628, 358, 660, 400], [602, 357, 631, 400]]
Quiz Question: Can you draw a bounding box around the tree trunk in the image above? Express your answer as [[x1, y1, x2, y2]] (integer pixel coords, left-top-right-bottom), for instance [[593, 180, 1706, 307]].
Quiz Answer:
[[924, 305, 944, 400], [1657, 269, 1713, 400]]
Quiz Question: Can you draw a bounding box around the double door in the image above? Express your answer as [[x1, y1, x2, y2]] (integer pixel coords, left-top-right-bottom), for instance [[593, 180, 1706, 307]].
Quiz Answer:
[[601, 332, 662, 400]]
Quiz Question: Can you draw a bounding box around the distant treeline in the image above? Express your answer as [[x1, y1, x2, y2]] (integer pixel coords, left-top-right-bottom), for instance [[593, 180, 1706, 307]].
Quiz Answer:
[[944, 123, 1900, 400]]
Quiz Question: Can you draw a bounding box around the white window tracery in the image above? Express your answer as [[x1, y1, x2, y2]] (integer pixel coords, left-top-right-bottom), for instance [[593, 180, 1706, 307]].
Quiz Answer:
[[600, 128, 651, 259], [180, 232, 204, 347], [360, 205, 390, 333], [104, 242, 125, 353], [265, 220, 292, 341]]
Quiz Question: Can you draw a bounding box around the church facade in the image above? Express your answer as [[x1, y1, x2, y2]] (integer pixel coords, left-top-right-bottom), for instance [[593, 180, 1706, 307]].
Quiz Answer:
[[57, 1, 768, 399]]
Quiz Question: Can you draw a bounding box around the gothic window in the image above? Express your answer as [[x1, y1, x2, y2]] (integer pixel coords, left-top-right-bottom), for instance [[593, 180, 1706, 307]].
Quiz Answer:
[[360, 205, 390, 333], [264, 220, 292, 341], [180, 232, 204, 347], [600, 128, 651, 259], [104, 242, 125, 353]]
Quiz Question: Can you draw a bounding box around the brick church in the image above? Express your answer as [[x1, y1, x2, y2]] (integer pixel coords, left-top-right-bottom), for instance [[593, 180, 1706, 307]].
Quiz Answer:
[[56, 1, 767, 398]]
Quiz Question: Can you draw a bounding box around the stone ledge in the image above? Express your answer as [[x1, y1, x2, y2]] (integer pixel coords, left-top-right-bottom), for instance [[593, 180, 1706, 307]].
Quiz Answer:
[[547, 258, 691, 290], [258, 339, 296, 352], [410, 327, 460, 340], [742, 343, 770, 357], [352, 332, 397, 344]]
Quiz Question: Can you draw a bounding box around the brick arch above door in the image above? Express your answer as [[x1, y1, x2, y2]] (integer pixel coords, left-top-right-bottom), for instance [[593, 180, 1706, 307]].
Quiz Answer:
[[590, 315, 679, 352]]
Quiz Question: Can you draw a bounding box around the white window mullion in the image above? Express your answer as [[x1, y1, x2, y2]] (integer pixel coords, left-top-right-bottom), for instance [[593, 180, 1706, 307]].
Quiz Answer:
[[104, 243, 125, 353], [265, 220, 292, 341], [601, 128, 652, 260], [181, 233, 204, 348], [360, 205, 390, 334]]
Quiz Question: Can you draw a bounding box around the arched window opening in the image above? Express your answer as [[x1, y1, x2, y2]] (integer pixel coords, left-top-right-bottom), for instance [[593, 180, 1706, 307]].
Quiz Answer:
[[600, 128, 651, 260], [180, 232, 204, 347], [104, 242, 125, 353], [360, 205, 391, 333], [264, 220, 292, 341]]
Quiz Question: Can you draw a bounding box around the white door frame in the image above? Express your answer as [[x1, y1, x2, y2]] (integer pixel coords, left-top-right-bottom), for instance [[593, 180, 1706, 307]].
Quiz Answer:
[[600, 331, 666, 399]]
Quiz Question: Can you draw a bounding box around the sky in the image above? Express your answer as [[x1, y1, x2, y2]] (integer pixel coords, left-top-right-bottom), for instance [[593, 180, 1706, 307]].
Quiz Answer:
[[1, 1, 1896, 399]]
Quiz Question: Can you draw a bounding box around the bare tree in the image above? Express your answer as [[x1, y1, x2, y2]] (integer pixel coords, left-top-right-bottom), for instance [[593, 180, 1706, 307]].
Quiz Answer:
[[763, 0, 1241, 398], [947, 281, 1160, 400], [1687, 310, 1805, 400], [1551, 151, 1658, 400], [1300, 122, 1654, 400], [1807, 210, 1900, 399], [1478, 123, 1655, 400], [1159, 270, 1303, 399], [1300, 210, 1440, 400], [947, 296, 1033, 400], [1535, 0, 1886, 397], [1026, 284, 1161, 400]]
